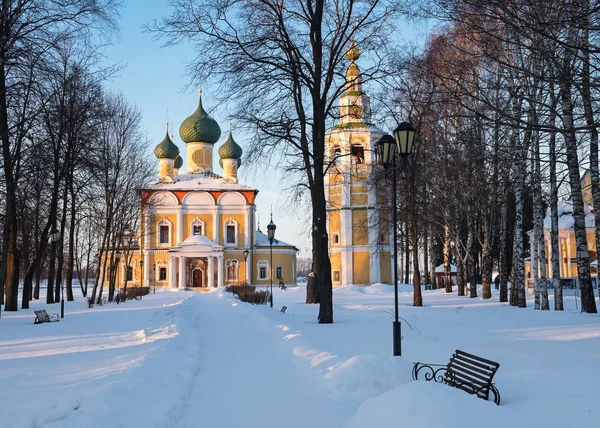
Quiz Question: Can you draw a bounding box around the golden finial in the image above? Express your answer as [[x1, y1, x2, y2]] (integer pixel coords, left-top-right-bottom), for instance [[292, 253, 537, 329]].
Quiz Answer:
[[346, 40, 361, 62], [229, 121, 233, 132]]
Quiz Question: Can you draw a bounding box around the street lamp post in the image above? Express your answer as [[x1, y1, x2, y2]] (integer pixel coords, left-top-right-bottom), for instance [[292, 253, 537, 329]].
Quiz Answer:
[[153, 263, 156, 294], [267, 216, 277, 308], [376, 122, 416, 357], [243, 249, 249, 302], [49, 229, 63, 315], [139, 259, 144, 300], [115, 250, 122, 303]]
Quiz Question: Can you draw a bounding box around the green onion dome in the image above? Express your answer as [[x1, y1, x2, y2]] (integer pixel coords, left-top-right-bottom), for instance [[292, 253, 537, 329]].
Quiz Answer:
[[174, 155, 183, 169], [179, 90, 222, 144], [154, 130, 180, 159], [218, 129, 243, 167]]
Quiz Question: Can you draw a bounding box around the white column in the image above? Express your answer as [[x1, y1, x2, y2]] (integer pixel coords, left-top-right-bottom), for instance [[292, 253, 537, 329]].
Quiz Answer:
[[144, 208, 151, 249], [213, 207, 220, 244], [218, 256, 224, 287], [169, 256, 177, 288], [177, 208, 183, 244], [143, 250, 150, 286], [246, 254, 251, 285], [179, 256, 186, 289], [208, 256, 214, 288], [244, 206, 251, 249]]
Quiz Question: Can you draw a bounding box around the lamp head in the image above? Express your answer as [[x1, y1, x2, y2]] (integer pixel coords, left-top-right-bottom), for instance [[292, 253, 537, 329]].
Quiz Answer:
[[393, 122, 416, 157]]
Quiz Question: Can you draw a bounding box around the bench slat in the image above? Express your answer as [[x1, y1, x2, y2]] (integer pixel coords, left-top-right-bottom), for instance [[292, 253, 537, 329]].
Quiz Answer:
[[449, 358, 496, 378], [454, 350, 500, 369], [451, 353, 499, 372]]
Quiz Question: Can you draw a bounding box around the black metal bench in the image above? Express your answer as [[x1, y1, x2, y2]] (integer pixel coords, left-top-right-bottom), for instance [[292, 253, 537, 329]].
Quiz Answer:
[[34, 309, 59, 324], [412, 349, 501, 405]]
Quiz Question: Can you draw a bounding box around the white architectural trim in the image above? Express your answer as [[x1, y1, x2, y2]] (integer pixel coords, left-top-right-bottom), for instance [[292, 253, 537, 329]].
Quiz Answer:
[[225, 258, 239, 283], [257, 259, 269, 280]]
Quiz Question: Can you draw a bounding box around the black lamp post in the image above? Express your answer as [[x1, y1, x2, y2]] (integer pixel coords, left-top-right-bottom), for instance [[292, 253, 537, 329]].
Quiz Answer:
[[243, 248, 249, 301], [48, 229, 65, 316], [376, 121, 416, 357], [153, 263, 156, 294], [267, 216, 277, 308], [115, 250, 122, 303], [49, 229, 60, 306], [139, 259, 144, 300]]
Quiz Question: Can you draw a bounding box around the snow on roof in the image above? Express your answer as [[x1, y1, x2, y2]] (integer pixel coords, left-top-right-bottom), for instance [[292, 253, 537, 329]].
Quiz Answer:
[[434, 264, 457, 273], [143, 171, 256, 192], [254, 229, 297, 249], [543, 200, 595, 230], [169, 233, 223, 252]]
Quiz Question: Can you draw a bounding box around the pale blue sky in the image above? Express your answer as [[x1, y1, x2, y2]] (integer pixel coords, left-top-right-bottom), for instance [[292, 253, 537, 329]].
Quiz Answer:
[[102, 1, 429, 257]]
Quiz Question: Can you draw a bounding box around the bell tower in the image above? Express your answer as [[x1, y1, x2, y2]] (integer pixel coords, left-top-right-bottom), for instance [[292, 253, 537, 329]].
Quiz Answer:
[[324, 42, 392, 286]]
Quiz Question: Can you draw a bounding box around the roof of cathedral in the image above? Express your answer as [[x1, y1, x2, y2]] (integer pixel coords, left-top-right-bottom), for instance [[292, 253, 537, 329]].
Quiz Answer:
[[170, 233, 223, 253], [218, 130, 243, 160], [174, 155, 183, 169], [154, 130, 180, 159], [254, 229, 298, 249], [179, 91, 222, 144], [143, 171, 257, 192]]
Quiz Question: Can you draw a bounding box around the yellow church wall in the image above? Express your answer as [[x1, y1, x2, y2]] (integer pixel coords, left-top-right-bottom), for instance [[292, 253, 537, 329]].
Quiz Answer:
[[252, 251, 297, 285], [329, 210, 341, 234], [353, 251, 370, 284], [329, 195, 342, 208], [330, 252, 342, 285], [352, 209, 368, 246], [380, 251, 392, 284], [351, 193, 368, 206]]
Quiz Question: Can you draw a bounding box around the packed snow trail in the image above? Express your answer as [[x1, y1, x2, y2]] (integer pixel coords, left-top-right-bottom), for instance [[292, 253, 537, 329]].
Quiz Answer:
[[169, 291, 349, 428]]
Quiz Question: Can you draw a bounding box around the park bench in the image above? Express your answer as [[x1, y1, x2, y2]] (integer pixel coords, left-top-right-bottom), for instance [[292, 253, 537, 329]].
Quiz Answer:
[[412, 349, 501, 405], [34, 309, 59, 325]]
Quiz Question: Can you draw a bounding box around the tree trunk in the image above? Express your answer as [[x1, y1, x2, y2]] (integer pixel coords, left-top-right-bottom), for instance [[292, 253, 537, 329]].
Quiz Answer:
[[444, 224, 452, 293], [559, 76, 597, 313], [549, 87, 563, 310]]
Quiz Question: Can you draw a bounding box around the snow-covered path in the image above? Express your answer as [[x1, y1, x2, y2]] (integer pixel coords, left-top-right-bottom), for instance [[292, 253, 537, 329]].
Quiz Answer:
[[2, 285, 599, 428], [171, 292, 348, 428]]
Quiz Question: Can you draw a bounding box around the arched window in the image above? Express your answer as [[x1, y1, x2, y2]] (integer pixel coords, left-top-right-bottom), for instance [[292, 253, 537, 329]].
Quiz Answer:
[[351, 144, 364, 164], [332, 146, 341, 166], [257, 260, 269, 280], [159, 267, 167, 281], [226, 259, 239, 282], [276, 266, 283, 280], [127, 266, 133, 281]]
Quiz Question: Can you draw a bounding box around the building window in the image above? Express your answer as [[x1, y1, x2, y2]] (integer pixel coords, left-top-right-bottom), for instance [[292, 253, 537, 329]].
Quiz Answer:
[[351, 145, 364, 164], [332, 233, 340, 244], [190, 217, 206, 237], [159, 267, 167, 281], [379, 232, 389, 244], [334, 270, 340, 282], [227, 225, 235, 244], [332, 146, 341, 166], [257, 260, 269, 280], [127, 266, 133, 281], [276, 266, 283, 279], [226, 259, 238, 282], [159, 225, 169, 244], [224, 218, 238, 246]]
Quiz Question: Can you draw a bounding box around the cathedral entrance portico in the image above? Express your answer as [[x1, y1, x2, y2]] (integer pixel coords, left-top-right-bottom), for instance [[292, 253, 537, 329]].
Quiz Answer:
[[169, 234, 224, 289]]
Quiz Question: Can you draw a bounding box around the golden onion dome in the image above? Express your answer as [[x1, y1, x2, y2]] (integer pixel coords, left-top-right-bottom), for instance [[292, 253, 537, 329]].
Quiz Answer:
[[345, 41, 361, 62]]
